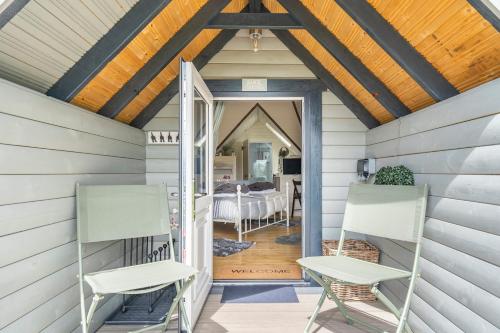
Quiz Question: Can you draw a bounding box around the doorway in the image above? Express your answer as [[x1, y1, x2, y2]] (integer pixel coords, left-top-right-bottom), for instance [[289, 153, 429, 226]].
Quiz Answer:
[[178, 61, 323, 326], [212, 100, 304, 280]]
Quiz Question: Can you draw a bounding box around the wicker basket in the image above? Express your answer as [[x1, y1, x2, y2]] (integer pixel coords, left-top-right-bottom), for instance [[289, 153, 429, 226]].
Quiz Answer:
[[322, 240, 380, 301]]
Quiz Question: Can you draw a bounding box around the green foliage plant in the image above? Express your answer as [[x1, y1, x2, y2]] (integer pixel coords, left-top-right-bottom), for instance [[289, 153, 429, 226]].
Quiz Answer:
[[374, 165, 415, 186]]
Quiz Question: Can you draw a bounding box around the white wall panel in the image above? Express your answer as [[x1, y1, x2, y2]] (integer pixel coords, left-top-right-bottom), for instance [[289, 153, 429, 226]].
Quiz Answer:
[[365, 79, 500, 331], [0, 81, 146, 331]]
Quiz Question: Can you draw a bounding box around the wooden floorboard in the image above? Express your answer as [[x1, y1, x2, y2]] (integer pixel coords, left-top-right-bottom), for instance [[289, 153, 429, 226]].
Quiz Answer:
[[98, 293, 398, 332], [213, 219, 302, 280]]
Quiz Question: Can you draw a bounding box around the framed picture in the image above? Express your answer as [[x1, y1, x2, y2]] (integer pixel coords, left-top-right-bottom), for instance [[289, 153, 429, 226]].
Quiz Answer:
[[147, 131, 179, 145]]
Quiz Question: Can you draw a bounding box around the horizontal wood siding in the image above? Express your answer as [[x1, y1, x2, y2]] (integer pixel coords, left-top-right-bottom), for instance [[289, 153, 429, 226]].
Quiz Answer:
[[0, 0, 138, 92], [144, 31, 367, 241], [322, 91, 367, 240], [365, 79, 500, 332], [0, 79, 146, 332]]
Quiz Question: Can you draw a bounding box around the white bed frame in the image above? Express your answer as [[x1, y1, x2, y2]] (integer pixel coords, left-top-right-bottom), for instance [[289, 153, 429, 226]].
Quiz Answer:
[[214, 183, 290, 242]]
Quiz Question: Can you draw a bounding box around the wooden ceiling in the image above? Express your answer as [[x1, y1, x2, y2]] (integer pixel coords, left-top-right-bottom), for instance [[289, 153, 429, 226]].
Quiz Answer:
[[44, 0, 499, 128]]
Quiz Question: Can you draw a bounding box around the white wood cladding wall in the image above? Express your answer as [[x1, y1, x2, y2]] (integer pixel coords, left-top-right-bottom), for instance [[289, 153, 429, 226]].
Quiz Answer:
[[0, 79, 146, 332], [365, 79, 500, 332], [143, 30, 368, 240]]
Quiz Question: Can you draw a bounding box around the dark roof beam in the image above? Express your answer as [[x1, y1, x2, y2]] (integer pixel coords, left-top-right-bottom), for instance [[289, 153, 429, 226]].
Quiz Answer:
[[47, 0, 171, 101], [207, 13, 302, 29], [99, 0, 230, 119], [467, 0, 500, 31], [335, 0, 458, 101], [131, 30, 238, 128], [273, 29, 380, 129], [278, 0, 410, 118], [249, 0, 262, 13]]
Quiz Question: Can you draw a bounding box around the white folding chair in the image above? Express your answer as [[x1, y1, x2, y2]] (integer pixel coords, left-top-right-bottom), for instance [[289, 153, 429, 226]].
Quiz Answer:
[[298, 184, 428, 333], [76, 184, 197, 333]]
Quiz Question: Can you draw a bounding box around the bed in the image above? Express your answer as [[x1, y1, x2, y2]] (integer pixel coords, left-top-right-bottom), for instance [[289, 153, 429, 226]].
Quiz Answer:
[[213, 182, 290, 242]]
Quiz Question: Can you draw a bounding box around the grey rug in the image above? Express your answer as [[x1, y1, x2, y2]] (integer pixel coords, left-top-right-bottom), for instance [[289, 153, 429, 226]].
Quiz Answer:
[[275, 233, 301, 244], [221, 285, 299, 303], [105, 285, 176, 325], [213, 238, 255, 257]]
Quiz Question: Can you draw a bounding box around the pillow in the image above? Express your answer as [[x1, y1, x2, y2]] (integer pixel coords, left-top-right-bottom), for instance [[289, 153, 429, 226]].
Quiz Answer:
[[214, 183, 250, 195], [248, 181, 275, 192]]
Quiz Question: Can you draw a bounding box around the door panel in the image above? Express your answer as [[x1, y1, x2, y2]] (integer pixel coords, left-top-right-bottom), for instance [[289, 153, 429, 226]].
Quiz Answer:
[[179, 60, 213, 329]]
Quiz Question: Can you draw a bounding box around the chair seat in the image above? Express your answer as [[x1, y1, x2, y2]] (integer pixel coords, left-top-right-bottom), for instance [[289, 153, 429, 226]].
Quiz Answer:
[[297, 255, 410, 285], [84, 260, 197, 294]]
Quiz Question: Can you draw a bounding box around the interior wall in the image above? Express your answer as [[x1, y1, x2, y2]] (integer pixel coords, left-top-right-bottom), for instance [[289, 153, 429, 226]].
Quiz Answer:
[[365, 79, 500, 332], [143, 30, 367, 240], [0, 79, 146, 332]]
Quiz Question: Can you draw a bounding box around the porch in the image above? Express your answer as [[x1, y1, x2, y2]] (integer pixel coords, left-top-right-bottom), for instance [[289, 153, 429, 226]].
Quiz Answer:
[[98, 289, 398, 333]]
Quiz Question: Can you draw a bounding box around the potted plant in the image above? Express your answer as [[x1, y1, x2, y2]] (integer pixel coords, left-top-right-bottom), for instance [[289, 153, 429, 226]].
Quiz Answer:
[[374, 165, 415, 186]]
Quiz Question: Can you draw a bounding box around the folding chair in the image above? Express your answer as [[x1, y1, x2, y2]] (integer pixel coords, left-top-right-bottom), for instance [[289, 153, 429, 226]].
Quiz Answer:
[[298, 184, 428, 333], [76, 184, 197, 333], [291, 180, 302, 218]]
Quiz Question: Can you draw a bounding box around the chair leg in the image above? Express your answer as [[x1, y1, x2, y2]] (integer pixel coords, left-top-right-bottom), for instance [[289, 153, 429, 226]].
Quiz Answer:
[[304, 268, 392, 333], [179, 298, 192, 333], [304, 289, 327, 333], [168, 277, 195, 332], [85, 294, 103, 332], [130, 277, 195, 333], [374, 287, 413, 333]]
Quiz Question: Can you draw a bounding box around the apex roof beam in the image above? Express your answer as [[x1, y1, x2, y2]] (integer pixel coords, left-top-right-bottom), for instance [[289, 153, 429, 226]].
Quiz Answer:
[[47, 0, 171, 101], [292, 101, 301, 125], [131, 30, 238, 128], [249, 0, 262, 13], [99, 0, 230, 119], [257, 103, 302, 152], [467, 0, 500, 31], [273, 29, 380, 129], [278, 0, 410, 118], [217, 104, 261, 150], [206, 13, 302, 29], [336, 0, 458, 101]]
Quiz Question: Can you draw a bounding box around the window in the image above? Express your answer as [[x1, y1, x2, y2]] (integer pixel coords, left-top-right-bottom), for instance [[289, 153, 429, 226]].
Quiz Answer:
[[193, 89, 208, 197]]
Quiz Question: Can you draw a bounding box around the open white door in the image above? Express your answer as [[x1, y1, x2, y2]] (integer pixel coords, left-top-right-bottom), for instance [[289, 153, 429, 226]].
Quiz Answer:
[[179, 59, 213, 329]]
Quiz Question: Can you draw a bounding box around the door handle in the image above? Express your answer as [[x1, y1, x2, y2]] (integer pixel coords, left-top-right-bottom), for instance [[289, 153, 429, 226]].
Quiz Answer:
[[171, 192, 179, 198]]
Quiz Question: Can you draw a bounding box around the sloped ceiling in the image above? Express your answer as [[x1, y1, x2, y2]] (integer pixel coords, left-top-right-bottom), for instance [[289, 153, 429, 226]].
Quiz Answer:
[[0, 0, 498, 128]]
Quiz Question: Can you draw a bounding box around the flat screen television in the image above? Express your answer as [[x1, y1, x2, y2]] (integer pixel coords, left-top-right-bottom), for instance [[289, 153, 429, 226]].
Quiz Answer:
[[283, 158, 301, 175]]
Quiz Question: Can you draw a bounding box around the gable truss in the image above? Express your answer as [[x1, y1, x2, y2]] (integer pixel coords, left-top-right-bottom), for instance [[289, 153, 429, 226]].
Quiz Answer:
[[37, 0, 500, 129]]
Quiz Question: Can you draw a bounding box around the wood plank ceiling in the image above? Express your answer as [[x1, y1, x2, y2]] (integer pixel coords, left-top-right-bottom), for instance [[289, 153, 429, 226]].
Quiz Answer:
[[71, 0, 247, 123], [3, 0, 498, 128], [264, 0, 500, 124]]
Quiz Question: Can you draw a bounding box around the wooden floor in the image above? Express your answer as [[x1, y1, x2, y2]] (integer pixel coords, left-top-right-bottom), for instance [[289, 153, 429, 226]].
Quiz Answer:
[[98, 291, 398, 333], [213, 219, 302, 280]]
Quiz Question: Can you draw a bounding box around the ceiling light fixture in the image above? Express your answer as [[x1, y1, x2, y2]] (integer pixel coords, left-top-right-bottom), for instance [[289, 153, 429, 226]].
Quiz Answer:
[[249, 28, 263, 53]]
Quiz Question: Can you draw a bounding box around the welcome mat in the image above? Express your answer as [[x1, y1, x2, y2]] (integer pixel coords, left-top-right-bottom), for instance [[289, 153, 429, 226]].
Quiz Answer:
[[105, 286, 176, 325], [221, 285, 299, 303]]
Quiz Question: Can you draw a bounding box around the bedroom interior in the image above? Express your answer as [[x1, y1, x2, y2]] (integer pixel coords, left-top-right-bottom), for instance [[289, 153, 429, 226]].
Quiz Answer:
[[212, 100, 304, 280], [0, 0, 498, 332]]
